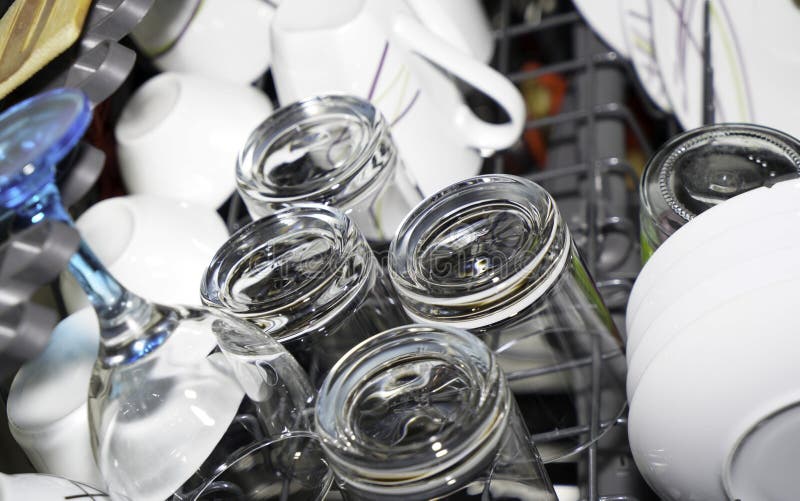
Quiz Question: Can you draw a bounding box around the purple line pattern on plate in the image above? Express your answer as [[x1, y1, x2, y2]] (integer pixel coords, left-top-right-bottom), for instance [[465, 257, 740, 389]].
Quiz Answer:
[[661, 0, 728, 122], [367, 41, 390, 101], [716, 0, 754, 121]]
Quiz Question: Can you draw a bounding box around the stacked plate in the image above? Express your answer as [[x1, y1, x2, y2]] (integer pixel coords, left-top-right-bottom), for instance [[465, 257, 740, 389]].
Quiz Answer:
[[624, 178, 800, 500], [574, 0, 800, 139]]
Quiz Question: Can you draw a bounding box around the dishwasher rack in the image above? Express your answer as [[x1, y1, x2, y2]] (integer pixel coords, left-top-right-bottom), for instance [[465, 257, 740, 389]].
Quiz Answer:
[[0, 1, 671, 498], [221, 1, 666, 499], [484, 1, 671, 499]]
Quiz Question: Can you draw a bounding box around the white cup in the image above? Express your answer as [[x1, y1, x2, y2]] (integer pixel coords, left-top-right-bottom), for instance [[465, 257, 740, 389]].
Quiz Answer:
[[6, 308, 102, 488], [270, 0, 525, 196], [0, 472, 106, 500], [59, 194, 230, 313], [406, 0, 494, 63], [115, 72, 274, 209], [130, 0, 275, 84]]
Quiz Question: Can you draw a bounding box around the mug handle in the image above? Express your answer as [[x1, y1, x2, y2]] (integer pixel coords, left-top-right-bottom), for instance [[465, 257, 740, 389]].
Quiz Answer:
[[393, 12, 525, 152]]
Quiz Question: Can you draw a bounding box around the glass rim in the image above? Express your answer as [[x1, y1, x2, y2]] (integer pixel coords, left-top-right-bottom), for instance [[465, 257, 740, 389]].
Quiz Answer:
[[185, 431, 333, 501], [200, 203, 376, 343], [388, 174, 569, 328], [236, 93, 397, 210], [315, 324, 510, 493]]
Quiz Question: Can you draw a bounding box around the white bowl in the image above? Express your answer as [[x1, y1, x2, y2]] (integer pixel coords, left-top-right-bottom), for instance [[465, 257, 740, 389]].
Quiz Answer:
[[626, 204, 800, 369], [629, 279, 800, 500], [131, 0, 275, 84], [116, 72, 273, 208], [627, 178, 800, 334], [59, 194, 229, 313], [627, 244, 800, 400]]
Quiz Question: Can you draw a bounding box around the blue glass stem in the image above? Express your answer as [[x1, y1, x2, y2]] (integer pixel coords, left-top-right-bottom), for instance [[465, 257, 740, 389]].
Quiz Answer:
[[19, 183, 152, 341], [68, 242, 133, 319]]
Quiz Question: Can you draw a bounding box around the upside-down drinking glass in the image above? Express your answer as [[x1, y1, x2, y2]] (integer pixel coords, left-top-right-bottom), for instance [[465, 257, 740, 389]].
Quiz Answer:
[[389, 174, 627, 462], [640, 123, 800, 261], [236, 94, 423, 251], [201, 203, 409, 388], [316, 324, 558, 500], [0, 89, 331, 500]]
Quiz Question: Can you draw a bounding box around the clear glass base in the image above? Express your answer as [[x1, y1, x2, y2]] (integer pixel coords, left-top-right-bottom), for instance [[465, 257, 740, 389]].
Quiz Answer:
[[88, 304, 323, 501]]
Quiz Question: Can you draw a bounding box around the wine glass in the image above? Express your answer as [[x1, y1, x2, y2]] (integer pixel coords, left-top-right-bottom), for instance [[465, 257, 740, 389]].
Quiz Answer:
[[0, 88, 331, 500]]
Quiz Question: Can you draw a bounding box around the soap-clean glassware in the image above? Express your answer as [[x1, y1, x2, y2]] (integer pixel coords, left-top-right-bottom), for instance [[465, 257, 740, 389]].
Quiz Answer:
[[201, 203, 409, 387], [389, 174, 626, 462], [236, 94, 423, 252], [316, 324, 558, 500], [0, 88, 330, 501], [640, 123, 800, 260]]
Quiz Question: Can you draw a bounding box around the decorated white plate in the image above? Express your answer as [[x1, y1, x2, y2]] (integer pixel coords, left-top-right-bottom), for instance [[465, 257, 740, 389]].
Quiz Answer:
[[651, 0, 800, 137], [621, 0, 672, 111], [574, 0, 629, 56]]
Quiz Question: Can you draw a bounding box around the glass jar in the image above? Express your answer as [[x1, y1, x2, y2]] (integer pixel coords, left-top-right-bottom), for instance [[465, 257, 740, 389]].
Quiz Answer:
[[316, 324, 558, 501], [388, 174, 626, 462], [201, 203, 410, 387], [236, 94, 423, 252], [640, 123, 800, 260]]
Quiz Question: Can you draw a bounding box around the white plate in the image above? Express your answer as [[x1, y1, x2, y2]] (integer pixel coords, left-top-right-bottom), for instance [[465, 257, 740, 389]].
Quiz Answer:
[[629, 279, 800, 500], [650, 0, 800, 137], [626, 178, 800, 335], [620, 0, 672, 111], [626, 204, 800, 366], [574, 0, 629, 57]]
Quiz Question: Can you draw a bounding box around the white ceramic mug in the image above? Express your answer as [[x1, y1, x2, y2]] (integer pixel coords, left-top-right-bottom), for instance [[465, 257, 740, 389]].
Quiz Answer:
[[6, 308, 102, 488], [115, 72, 274, 209], [59, 194, 230, 313], [406, 0, 494, 63], [131, 0, 276, 84], [270, 0, 525, 196], [0, 472, 107, 500]]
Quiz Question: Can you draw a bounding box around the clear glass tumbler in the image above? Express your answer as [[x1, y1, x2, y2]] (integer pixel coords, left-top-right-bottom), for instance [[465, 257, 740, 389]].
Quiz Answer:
[[388, 174, 626, 462], [640, 123, 800, 261], [201, 203, 410, 387], [236, 94, 423, 252], [316, 324, 558, 501]]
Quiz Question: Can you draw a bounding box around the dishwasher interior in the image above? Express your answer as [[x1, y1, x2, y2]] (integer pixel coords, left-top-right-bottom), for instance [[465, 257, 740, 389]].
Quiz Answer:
[[0, 0, 684, 499]]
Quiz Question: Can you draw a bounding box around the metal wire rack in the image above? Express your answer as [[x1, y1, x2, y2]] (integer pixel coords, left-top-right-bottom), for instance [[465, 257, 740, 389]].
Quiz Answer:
[[0, 1, 671, 497], [484, 1, 670, 499], [219, 2, 666, 499]]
